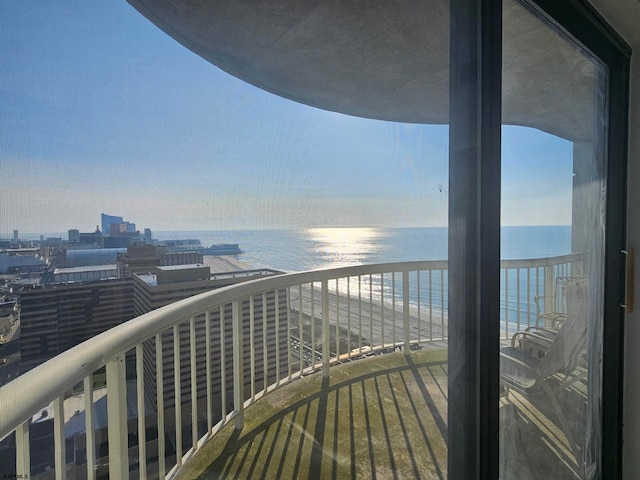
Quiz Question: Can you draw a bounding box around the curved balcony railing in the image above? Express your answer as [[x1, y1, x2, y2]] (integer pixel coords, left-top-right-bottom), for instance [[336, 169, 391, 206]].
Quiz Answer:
[[0, 255, 583, 480]]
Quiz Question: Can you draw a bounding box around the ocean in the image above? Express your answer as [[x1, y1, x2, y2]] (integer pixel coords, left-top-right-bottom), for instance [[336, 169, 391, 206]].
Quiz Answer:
[[22, 225, 572, 325], [156, 226, 572, 330], [155, 225, 571, 273]]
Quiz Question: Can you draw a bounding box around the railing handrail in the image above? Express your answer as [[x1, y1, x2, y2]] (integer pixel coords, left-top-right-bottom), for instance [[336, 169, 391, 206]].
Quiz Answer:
[[0, 253, 582, 446], [0, 260, 444, 441], [500, 252, 583, 269]]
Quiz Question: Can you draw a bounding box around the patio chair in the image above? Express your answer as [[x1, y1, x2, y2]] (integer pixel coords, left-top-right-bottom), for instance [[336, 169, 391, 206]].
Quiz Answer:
[[511, 325, 560, 359], [534, 276, 576, 329], [500, 278, 588, 463]]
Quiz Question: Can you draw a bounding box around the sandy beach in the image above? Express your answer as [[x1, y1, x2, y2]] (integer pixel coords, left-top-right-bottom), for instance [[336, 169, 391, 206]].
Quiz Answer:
[[288, 283, 448, 352], [201, 256, 449, 352]]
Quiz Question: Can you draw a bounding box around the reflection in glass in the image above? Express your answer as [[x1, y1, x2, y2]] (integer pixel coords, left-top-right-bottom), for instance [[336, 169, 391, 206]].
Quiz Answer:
[[500, 1, 607, 478]]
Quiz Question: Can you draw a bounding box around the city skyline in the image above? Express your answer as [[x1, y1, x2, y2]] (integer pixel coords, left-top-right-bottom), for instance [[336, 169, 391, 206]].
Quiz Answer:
[[1, 1, 573, 236]]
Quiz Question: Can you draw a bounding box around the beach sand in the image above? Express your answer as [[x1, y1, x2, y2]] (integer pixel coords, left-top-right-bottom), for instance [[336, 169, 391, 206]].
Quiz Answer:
[[288, 284, 448, 353]]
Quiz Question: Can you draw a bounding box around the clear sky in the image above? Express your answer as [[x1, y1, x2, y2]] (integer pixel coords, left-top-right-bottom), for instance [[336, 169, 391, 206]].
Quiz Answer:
[[0, 1, 573, 236]]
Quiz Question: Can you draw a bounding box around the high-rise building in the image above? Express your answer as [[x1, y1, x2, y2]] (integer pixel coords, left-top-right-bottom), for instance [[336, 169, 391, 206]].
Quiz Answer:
[[116, 245, 207, 278], [161, 251, 203, 266], [118, 245, 162, 278], [132, 265, 288, 419], [77, 228, 103, 246], [18, 279, 135, 373], [67, 229, 80, 243], [109, 223, 126, 236], [100, 213, 123, 236], [0, 300, 20, 387]]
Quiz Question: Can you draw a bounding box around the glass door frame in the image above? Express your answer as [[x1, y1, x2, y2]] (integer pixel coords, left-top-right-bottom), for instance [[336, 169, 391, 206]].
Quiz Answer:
[[447, 0, 630, 478]]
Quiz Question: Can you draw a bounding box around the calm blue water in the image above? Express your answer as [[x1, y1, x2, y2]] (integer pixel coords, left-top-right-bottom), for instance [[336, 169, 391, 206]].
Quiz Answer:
[[155, 226, 570, 272], [156, 226, 571, 329]]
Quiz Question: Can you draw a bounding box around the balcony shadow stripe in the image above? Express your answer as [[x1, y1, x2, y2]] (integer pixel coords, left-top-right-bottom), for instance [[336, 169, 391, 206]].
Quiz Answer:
[[399, 370, 445, 479], [386, 373, 421, 478], [219, 444, 240, 479], [374, 375, 398, 480], [332, 387, 340, 480], [234, 435, 255, 477], [349, 383, 356, 480], [428, 363, 448, 402], [245, 426, 269, 478], [204, 428, 240, 479], [361, 378, 377, 480], [499, 401, 581, 479], [196, 356, 447, 478], [261, 417, 285, 477], [406, 356, 447, 444], [508, 389, 582, 465], [309, 377, 330, 480], [275, 409, 299, 479], [292, 402, 312, 479]]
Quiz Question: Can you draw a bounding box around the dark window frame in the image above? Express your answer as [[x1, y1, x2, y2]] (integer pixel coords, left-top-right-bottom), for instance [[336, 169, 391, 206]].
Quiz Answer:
[[448, 0, 630, 478]]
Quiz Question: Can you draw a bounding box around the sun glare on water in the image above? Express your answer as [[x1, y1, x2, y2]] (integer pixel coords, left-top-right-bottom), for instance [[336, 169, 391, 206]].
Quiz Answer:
[[306, 227, 384, 268]]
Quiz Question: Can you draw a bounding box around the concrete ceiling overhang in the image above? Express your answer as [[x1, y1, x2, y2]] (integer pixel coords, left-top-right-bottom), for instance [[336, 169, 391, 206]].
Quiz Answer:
[[127, 0, 602, 143]]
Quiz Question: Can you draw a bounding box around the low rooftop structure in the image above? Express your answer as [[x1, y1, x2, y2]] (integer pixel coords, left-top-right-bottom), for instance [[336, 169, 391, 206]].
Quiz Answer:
[[51, 264, 118, 284], [135, 264, 209, 286]]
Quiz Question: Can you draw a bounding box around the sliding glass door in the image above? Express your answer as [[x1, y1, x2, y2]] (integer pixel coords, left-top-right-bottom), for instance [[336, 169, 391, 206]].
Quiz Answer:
[[448, 0, 628, 478], [500, 1, 607, 477]]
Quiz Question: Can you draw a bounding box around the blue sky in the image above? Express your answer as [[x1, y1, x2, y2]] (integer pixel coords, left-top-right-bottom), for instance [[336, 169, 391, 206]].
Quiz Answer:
[[0, 1, 573, 236]]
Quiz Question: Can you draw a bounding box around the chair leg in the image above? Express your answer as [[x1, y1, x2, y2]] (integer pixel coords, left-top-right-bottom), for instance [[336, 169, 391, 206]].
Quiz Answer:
[[541, 382, 583, 475]]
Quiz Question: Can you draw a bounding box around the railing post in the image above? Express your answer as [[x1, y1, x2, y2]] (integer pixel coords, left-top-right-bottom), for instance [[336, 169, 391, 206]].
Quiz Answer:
[[190, 317, 198, 452], [84, 376, 96, 480], [322, 279, 330, 378], [544, 264, 555, 326], [287, 288, 292, 380], [15, 420, 30, 479], [173, 325, 182, 465], [403, 271, 411, 354], [249, 296, 256, 399], [232, 300, 244, 430], [205, 311, 213, 432], [106, 354, 129, 480], [135, 344, 146, 480], [220, 306, 228, 419], [54, 395, 66, 480], [155, 333, 166, 479]]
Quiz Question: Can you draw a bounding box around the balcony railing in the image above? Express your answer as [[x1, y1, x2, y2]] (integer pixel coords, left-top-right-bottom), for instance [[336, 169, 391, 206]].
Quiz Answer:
[[0, 254, 583, 480]]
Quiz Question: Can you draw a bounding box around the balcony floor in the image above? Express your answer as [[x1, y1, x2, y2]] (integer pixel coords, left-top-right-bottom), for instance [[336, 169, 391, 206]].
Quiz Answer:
[[177, 350, 582, 479]]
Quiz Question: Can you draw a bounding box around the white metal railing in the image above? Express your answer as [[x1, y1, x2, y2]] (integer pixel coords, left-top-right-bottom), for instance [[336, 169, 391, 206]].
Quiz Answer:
[[500, 252, 584, 338], [0, 255, 582, 479]]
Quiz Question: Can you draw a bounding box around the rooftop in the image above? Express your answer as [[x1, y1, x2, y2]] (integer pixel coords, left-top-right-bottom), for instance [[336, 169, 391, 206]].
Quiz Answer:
[[52, 264, 117, 275], [156, 264, 207, 271]]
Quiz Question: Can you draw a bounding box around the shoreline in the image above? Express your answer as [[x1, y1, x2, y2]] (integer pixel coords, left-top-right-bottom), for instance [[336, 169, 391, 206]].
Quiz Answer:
[[288, 284, 448, 349]]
